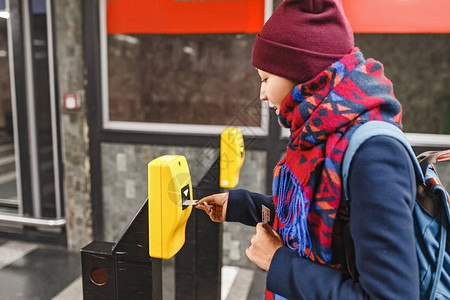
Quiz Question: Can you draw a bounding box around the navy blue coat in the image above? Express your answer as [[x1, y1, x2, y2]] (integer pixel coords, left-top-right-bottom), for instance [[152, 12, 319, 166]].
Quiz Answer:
[[226, 136, 419, 299]]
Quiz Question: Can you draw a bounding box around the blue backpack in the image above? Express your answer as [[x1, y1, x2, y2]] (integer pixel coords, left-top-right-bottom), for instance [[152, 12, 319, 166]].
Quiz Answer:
[[340, 121, 450, 299]]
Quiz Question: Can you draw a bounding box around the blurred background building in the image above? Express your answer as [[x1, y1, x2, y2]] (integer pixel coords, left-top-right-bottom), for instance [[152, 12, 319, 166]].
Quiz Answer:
[[0, 0, 448, 299]]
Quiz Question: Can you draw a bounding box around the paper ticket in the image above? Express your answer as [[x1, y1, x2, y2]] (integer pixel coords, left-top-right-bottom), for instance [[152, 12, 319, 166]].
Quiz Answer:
[[262, 205, 270, 228]]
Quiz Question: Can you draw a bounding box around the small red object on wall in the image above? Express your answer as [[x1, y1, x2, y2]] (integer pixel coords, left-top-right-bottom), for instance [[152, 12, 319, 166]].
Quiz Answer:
[[63, 93, 81, 111]]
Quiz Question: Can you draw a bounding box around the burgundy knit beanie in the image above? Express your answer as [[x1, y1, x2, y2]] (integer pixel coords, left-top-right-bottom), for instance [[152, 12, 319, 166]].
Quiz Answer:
[[252, 0, 354, 83]]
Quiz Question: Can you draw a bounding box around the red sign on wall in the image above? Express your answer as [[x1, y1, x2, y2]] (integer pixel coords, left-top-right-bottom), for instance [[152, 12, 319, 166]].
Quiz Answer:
[[106, 0, 265, 34], [342, 0, 450, 33]]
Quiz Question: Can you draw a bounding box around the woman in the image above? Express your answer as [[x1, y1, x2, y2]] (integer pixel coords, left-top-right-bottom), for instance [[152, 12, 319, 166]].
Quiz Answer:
[[196, 0, 419, 298]]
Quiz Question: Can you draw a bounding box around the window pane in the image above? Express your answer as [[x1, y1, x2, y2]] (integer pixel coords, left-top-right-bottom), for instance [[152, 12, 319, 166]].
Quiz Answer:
[[107, 33, 261, 127], [0, 18, 18, 213], [30, 5, 57, 217], [355, 34, 450, 135]]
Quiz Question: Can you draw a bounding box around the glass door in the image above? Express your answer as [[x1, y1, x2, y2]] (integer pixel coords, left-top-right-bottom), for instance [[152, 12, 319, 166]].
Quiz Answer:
[[0, 0, 21, 214], [0, 0, 63, 236]]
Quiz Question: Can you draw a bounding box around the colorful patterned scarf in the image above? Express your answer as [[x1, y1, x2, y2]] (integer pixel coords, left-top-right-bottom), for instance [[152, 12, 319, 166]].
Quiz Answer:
[[265, 48, 402, 300]]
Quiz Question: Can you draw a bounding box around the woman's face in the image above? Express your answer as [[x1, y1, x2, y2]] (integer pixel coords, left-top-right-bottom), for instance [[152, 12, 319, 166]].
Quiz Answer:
[[257, 69, 297, 115]]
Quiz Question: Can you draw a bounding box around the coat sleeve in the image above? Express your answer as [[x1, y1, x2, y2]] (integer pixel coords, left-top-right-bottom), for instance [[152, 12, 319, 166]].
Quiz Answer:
[[266, 136, 419, 300], [225, 189, 275, 227]]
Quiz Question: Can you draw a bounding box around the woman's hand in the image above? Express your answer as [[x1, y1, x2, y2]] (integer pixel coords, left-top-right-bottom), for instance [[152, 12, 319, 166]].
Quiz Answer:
[[195, 193, 228, 222], [246, 223, 283, 271]]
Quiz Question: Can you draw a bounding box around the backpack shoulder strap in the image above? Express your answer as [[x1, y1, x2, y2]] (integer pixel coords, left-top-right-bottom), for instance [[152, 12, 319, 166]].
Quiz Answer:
[[342, 121, 424, 202]]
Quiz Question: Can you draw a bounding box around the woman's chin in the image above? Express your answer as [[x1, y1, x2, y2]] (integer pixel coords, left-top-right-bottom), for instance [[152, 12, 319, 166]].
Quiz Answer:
[[269, 106, 279, 115]]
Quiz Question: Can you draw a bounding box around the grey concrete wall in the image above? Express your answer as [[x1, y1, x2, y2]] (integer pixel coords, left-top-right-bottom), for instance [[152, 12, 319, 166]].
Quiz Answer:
[[54, 0, 93, 250]]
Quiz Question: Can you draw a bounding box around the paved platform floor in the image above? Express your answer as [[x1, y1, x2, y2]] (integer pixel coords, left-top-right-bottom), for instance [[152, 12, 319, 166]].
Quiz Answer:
[[0, 239, 266, 300]]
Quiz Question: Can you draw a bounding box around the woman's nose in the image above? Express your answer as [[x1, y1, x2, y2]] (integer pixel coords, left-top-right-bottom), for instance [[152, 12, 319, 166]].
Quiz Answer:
[[260, 85, 267, 101]]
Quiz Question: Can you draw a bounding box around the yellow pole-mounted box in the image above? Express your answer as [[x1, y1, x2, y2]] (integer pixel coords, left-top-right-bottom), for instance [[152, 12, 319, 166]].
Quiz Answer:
[[148, 155, 193, 259], [220, 128, 245, 188]]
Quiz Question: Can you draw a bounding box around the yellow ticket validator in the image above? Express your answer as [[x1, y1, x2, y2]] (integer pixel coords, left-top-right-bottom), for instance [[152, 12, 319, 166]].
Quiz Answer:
[[148, 155, 193, 259], [220, 128, 245, 188]]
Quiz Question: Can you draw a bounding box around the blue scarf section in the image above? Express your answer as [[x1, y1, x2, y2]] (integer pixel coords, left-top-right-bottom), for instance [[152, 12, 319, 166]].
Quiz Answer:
[[274, 164, 311, 256]]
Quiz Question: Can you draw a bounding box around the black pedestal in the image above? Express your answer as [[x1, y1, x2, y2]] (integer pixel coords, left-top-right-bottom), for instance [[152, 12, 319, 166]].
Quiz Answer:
[[81, 201, 162, 300]]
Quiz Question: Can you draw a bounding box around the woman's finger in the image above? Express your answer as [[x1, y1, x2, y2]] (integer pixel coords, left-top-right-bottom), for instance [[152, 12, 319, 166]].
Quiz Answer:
[[196, 194, 218, 205], [245, 247, 251, 258], [204, 202, 211, 213], [271, 227, 279, 235], [256, 222, 266, 232]]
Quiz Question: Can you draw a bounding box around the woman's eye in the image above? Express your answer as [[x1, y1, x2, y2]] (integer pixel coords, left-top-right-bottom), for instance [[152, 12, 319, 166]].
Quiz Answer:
[[261, 78, 267, 83]]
